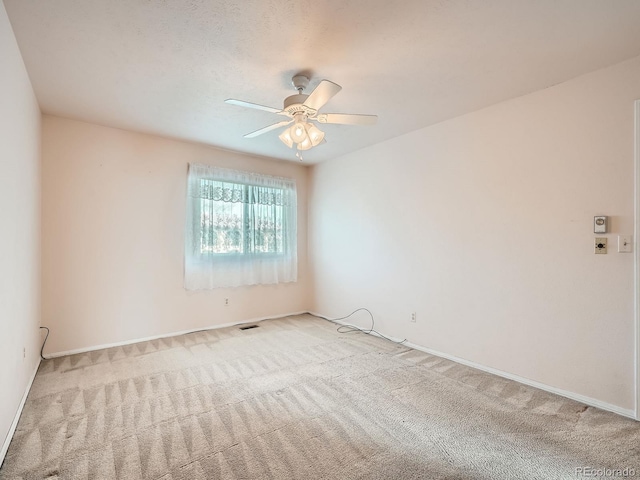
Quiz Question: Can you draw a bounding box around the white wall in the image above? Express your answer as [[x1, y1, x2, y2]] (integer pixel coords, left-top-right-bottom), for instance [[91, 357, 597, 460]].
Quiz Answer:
[[42, 116, 311, 354], [310, 56, 640, 412], [0, 0, 41, 460]]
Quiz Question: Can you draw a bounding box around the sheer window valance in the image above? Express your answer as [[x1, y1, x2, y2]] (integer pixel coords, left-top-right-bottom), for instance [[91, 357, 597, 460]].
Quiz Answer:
[[184, 164, 297, 290]]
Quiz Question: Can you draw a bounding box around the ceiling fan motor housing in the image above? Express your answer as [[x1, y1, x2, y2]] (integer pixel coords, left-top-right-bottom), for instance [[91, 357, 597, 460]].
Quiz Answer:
[[283, 94, 316, 116]]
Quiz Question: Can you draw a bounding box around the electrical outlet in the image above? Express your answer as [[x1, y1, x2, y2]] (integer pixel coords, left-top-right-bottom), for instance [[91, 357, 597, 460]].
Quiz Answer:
[[224, 298, 229, 306], [595, 237, 607, 254], [410, 312, 416, 323]]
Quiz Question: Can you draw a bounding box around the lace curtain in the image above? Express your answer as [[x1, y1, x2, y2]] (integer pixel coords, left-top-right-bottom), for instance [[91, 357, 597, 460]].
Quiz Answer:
[[184, 164, 297, 290]]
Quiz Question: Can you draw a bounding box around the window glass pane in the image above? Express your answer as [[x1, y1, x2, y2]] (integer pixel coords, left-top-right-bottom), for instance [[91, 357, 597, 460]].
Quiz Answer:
[[250, 201, 284, 254], [198, 180, 286, 255], [200, 197, 245, 254]]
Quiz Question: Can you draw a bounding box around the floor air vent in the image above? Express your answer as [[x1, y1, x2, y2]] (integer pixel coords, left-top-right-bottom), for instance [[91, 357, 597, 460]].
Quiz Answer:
[[239, 325, 259, 330]]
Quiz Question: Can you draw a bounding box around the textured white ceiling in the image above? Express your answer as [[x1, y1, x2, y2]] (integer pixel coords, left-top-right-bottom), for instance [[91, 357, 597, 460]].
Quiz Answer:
[[5, 0, 640, 164]]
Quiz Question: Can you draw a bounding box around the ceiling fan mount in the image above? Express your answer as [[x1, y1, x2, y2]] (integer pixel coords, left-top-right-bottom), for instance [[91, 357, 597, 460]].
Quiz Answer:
[[225, 74, 377, 151], [291, 74, 310, 92]]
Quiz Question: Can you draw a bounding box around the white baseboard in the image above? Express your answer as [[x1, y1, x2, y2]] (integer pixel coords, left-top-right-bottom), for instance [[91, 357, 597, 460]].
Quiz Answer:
[[404, 341, 636, 420], [46, 311, 309, 358], [310, 311, 636, 420], [1, 358, 41, 467]]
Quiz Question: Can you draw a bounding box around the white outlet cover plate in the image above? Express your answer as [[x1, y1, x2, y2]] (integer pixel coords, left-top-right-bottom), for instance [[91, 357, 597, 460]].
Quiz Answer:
[[595, 237, 607, 254]]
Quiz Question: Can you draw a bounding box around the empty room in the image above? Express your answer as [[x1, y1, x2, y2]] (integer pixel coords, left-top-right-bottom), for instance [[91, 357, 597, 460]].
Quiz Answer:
[[3, 0, 640, 478]]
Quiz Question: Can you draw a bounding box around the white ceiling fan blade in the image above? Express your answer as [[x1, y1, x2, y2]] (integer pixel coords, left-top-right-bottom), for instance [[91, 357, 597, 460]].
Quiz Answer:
[[225, 99, 282, 114], [316, 113, 378, 126], [244, 120, 292, 138], [303, 80, 342, 111]]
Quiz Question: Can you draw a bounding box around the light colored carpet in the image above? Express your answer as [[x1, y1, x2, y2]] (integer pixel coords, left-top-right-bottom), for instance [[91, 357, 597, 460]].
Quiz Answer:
[[1, 314, 639, 479]]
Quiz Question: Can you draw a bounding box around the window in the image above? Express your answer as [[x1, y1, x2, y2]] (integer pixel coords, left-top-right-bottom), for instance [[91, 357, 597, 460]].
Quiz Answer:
[[184, 164, 297, 290], [197, 179, 287, 255]]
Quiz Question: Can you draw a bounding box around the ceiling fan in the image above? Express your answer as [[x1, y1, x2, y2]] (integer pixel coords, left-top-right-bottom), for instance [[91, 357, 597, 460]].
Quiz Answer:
[[225, 75, 377, 151]]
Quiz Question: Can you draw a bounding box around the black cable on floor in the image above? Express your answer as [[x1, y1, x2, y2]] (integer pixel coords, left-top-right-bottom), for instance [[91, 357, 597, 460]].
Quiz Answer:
[[39, 326, 50, 360], [316, 308, 407, 344]]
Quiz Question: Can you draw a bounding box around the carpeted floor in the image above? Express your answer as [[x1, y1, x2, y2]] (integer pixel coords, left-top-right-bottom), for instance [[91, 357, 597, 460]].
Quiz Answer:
[[1, 314, 639, 479]]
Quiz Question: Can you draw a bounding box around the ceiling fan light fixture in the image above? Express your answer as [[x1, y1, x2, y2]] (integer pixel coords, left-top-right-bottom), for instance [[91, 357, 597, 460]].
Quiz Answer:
[[297, 136, 313, 151], [306, 123, 325, 146], [290, 122, 307, 143], [279, 117, 324, 151], [278, 129, 294, 148]]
